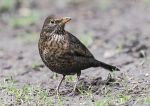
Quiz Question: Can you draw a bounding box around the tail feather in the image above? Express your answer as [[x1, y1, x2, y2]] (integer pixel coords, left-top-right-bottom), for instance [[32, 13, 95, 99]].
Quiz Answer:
[[93, 60, 120, 71]]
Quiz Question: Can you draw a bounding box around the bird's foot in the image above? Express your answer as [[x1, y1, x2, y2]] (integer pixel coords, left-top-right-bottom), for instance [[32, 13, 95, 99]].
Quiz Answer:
[[68, 91, 76, 96], [68, 88, 79, 96]]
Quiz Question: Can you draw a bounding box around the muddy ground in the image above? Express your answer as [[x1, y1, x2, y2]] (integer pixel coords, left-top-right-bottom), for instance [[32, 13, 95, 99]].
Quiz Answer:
[[0, 0, 150, 106]]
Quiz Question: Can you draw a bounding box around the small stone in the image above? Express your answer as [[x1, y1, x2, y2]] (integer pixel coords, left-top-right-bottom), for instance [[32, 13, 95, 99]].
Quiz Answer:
[[2, 64, 12, 70], [145, 73, 149, 77], [103, 50, 118, 58], [17, 55, 24, 60], [139, 50, 146, 58]]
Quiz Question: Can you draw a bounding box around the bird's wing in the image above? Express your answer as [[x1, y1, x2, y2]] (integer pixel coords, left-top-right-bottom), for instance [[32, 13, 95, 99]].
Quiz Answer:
[[66, 32, 94, 58]]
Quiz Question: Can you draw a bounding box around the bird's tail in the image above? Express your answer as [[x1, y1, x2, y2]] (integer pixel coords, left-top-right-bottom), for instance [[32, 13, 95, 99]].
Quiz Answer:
[[93, 60, 120, 71]]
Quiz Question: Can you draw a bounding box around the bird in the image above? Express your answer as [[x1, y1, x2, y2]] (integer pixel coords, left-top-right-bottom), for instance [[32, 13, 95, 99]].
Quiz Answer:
[[38, 16, 120, 94]]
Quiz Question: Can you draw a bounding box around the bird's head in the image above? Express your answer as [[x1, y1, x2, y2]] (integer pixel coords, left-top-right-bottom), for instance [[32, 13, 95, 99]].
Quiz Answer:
[[42, 16, 71, 34]]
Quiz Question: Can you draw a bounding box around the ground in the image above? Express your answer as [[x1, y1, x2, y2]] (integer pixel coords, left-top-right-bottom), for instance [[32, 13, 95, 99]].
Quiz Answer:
[[0, 0, 150, 106]]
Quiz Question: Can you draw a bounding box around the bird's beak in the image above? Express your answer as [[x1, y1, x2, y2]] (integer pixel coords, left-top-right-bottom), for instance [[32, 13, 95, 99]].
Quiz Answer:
[[61, 17, 71, 24]]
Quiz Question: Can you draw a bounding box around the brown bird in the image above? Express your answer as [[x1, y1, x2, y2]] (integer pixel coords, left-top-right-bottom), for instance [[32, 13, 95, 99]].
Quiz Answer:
[[38, 16, 120, 94]]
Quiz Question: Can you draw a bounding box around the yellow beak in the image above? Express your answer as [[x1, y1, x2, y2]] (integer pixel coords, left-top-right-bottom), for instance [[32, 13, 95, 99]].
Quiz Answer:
[[61, 17, 71, 24]]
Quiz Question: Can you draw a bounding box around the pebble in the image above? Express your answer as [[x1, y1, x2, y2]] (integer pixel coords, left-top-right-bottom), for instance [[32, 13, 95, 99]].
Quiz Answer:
[[145, 73, 149, 77]]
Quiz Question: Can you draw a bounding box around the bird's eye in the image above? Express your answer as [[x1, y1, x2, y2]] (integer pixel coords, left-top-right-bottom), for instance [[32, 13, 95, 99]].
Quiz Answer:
[[50, 20, 55, 24]]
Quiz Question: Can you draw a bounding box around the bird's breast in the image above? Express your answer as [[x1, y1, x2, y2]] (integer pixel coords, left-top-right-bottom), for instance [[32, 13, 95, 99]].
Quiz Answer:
[[44, 35, 69, 56]]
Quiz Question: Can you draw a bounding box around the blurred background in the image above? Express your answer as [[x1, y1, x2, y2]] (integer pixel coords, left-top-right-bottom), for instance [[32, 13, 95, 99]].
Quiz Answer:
[[0, 0, 150, 105]]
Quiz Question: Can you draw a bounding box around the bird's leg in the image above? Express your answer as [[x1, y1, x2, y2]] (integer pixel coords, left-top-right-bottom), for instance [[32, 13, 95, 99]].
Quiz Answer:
[[73, 71, 81, 92], [56, 75, 65, 95], [68, 72, 81, 96]]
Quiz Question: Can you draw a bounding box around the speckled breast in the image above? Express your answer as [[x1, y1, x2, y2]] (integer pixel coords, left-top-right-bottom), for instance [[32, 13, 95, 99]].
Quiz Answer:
[[38, 34, 72, 74]]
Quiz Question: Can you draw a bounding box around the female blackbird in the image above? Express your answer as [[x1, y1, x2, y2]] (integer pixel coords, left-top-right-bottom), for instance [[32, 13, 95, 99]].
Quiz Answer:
[[38, 16, 120, 94]]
